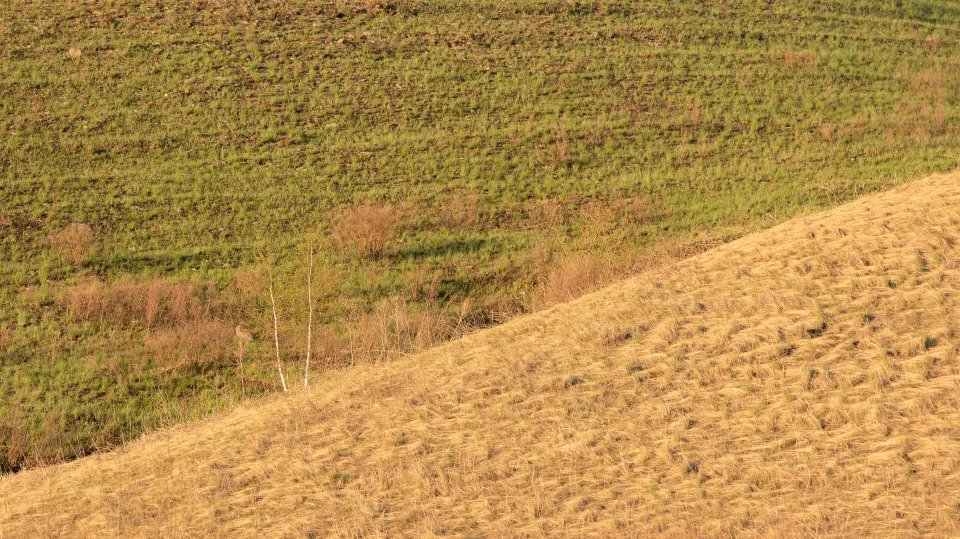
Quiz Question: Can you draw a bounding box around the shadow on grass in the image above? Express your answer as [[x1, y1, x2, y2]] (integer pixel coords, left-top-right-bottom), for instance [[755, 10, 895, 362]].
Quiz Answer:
[[89, 246, 246, 274], [389, 237, 491, 261]]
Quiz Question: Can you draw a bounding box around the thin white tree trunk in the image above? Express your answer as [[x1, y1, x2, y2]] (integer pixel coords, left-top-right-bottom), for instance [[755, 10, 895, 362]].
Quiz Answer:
[[269, 268, 288, 392], [304, 242, 314, 388]]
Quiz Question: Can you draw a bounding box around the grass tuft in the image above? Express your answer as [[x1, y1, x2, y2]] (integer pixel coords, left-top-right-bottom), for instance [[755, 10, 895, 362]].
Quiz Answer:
[[48, 223, 95, 265], [332, 204, 401, 259]]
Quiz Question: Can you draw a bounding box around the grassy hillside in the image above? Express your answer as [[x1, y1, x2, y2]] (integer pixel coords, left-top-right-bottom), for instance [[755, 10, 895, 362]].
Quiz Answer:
[[4, 172, 960, 536], [3, 0, 960, 471]]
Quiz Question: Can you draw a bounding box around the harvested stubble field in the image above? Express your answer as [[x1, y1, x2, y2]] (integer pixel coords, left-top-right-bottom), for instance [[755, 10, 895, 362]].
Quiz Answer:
[[3, 170, 960, 537], [4, 0, 960, 474]]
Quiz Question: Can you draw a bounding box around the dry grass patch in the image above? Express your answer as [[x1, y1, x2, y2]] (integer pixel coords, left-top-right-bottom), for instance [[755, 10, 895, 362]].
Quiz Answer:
[[782, 50, 818, 68], [60, 277, 218, 328], [251, 293, 481, 370], [893, 68, 953, 142], [0, 411, 31, 474], [231, 267, 267, 300], [344, 297, 460, 364], [331, 203, 400, 259], [48, 223, 95, 264], [924, 34, 943, 52], [143, 320, 236, 371], [818, 123, 835, 142], [532, 252, 614, 309]]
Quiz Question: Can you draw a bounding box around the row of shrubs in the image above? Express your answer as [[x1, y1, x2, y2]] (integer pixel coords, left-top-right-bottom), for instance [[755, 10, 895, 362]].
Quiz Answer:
[[47, 205, 404, 265], [41, 195, 671, 381], [54, 249, 624, 377], [46, 195, 656, 265]]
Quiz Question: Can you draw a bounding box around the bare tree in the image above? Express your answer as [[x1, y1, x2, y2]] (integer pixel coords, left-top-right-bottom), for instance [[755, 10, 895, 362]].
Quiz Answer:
[[268, 267, 288, 392], [304, 241, 315, 388]]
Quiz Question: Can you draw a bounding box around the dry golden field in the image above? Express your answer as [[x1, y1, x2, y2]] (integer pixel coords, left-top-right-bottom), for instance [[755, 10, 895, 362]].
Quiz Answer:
[[2, 171, 960, 537]]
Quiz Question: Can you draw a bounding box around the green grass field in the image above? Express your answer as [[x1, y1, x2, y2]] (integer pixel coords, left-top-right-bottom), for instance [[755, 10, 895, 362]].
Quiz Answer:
[[3, 0, 960, 472]]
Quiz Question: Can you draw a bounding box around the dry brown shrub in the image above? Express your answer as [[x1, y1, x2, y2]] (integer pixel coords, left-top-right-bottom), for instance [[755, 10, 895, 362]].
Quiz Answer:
[[48, 223, 95, 264], [60, 277, 216, 328], [274, 320, 359, 371], [332, 203, 400, 258], [818, 123, 835, 142], [924, 35, 943, 52], [919, 104, 947, 139], [612, 195, 653, 226], [481, 295, 526, 325], [0, 409, 30, 473], [305, 326, 345, 369], [143, 320, 235, 370], [532, 253, 612, 309], [782, 50, 817, 68], [0, 406, 69, 473], [345, 297, 458, 364], [220, 266, 272, 322], [232, 267, 267, 300], [406, 267, 443, 302], [911, 69, 947, 100], [893, 69, 951, 141]]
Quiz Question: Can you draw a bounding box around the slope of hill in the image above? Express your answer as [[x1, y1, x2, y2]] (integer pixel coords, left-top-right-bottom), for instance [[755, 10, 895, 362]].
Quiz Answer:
[[3, 172, 959, 536], [4, 0, 960, 473]]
